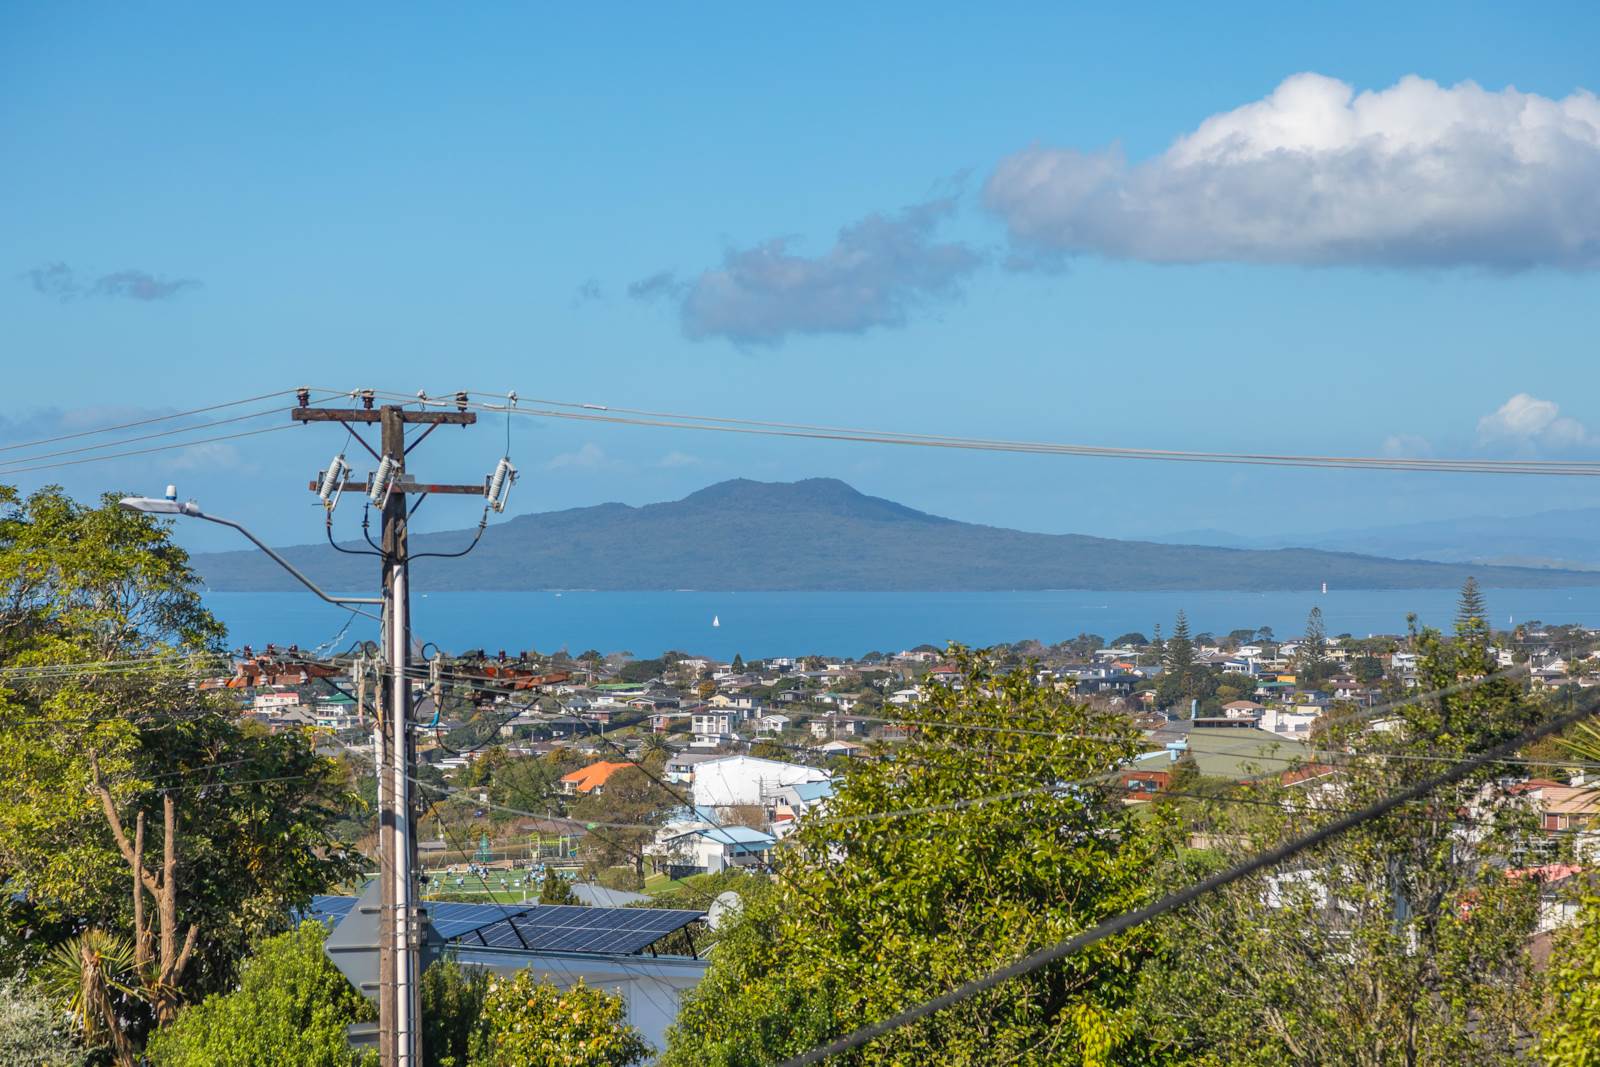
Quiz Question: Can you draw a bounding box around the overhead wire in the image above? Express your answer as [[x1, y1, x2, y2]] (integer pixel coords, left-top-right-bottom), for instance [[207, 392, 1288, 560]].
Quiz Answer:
[[352, 388, 1600, 478], [0, 389, 302, 456]]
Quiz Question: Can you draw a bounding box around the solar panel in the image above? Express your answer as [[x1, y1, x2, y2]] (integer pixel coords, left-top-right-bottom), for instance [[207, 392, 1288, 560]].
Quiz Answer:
[[467, 905, 705, 955], [422, 900, 541, 940], [315, 895, 704, 955], [308, 894, 358, 924]]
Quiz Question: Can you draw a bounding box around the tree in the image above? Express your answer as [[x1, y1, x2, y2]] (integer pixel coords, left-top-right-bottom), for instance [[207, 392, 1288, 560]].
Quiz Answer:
[[1300, 605, 1327, 670], [731, 653, 745, 671], [569, 766, 677, 876], [1131, 625, 1547, 1064], [1111, 632, 1149, 648], [1457, 576, 1490, 646], [421, 957, 490, 1067], [144, 921, 375, 1067], [0, 975, 84, 1067], [0, 487, 360, 1022], [538, 874, 581, 905], [35, 929, 137, 1066], [663, 646, 1157, 1065], [469, 973, 648, 1067]]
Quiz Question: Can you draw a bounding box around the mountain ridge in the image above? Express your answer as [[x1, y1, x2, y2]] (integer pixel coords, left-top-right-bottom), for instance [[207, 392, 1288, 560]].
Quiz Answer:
[[191, 478, 1600, 592]]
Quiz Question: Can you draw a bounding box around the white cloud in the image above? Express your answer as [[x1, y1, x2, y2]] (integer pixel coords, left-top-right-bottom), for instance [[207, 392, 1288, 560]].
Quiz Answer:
[[543, 443, 616, 471], [1477, 393, 1592, 449], [656, 451, 702, 469], [985, 73, 1600, 269], [1381, 433, 1432, 458]]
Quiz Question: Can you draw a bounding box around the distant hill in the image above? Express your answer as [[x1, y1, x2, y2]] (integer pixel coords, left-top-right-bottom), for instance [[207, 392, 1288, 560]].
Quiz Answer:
[[1155, 507, 1600, 572], [191, 478, 1600, 592]]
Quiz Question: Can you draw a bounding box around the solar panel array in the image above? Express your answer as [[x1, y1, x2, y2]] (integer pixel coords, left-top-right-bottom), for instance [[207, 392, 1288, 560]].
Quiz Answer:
[[309, 895, 704, 956], [461, 905, 706, 955], [309, 894, 357, 924]]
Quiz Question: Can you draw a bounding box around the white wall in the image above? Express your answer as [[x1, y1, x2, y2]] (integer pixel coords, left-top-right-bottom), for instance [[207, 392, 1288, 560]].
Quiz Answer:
[[691, 755, 830, 808]]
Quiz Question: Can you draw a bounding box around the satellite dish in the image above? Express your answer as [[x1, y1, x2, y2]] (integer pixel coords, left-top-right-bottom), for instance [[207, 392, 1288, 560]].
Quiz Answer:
[[706, 891, 743, 931]]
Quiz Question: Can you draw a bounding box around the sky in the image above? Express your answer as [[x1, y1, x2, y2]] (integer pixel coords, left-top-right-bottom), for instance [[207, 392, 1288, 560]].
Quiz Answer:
[[3, 3, 1599, 553]]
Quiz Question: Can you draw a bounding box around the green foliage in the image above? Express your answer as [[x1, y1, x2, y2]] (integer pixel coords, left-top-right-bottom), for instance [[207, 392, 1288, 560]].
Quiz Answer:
[[1538, 896, 1600, 1065], [145, 921, 375, 1067], [538, 874, 581, 905], [469, 972, 648, 1067], [35, 928, 138, 1058], [422, 957, 490, 1067], [571, 766, 678, 875], [0, 975, 86, 1066], [664, 646, 1156, 1066], [0, 488, 360, 997], [1457, 576, 1490, 645], [1132, 626, 1548, 1064]]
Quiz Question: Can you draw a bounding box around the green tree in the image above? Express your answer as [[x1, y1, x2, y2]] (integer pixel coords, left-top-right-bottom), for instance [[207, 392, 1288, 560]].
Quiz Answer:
[[469, 973, 647, 1067], [1457, 576, 1490, 646], [538, 874, 581, 905], [663, 646, 1157, 1066], [421, 957, 490, 1067], [1132, 625, 1547, 1065], [0, 975, 84, 1067], [1300, 605, 1327, 669], [568, 766, 676, 877], [0, 487, 359, 1027], [145, 921, 375, 1067]]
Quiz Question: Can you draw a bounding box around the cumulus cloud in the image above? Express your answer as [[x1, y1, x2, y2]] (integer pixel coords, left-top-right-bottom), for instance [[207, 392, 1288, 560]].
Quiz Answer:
[[1477, 393, 1592, 449], [24, 262, 200, 301], [544, 443, 618, 471], [656, 450, 702, 469], [1381, 433, 1433, 457], [637, 198, 981, 345], [985, 73, 1600, 269]]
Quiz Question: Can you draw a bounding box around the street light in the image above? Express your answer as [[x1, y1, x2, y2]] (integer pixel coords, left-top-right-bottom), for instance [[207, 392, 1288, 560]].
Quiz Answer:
[[119, 491, 382, 609]]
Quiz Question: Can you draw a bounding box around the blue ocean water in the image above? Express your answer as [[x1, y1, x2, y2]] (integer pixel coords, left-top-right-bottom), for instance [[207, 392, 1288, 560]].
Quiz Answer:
[[201, 587, 1600, 660]]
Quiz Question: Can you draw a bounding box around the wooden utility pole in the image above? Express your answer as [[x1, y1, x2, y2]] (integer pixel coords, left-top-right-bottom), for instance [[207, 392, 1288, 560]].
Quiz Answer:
[[293, 392, 482, 1067]]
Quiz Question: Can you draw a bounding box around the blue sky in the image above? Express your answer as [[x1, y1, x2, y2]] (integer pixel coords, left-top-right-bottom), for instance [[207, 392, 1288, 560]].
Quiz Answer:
[[3, 3, 1598, 551]]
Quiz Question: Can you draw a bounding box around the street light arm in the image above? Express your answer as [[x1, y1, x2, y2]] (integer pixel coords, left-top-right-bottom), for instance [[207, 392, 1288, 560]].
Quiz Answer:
[[188, 509, 384, 611]]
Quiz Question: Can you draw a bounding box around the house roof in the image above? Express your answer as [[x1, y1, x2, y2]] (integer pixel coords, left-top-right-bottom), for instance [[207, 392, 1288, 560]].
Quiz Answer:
[[559, 760, 633, 793]]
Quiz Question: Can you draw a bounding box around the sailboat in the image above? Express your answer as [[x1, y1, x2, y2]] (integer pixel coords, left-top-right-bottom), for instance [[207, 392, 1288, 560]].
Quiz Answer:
[[712, 615, 721, 628]]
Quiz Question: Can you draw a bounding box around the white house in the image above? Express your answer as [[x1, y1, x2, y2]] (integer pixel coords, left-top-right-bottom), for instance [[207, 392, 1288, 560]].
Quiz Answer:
[[690, 710, 737, 747], [1261, 705, 1319, 738], [691, 755, 831, 809], [652, 825, 775, 875]]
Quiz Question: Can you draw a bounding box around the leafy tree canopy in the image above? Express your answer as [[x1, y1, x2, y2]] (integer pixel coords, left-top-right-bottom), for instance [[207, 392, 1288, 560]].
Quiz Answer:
[[664, 646, 1158, 1065], [145, 921, 374, 1067]]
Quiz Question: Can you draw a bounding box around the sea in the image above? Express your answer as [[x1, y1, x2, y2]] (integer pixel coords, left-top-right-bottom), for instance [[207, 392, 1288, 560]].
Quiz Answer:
[[201, 588, 1600, 661]]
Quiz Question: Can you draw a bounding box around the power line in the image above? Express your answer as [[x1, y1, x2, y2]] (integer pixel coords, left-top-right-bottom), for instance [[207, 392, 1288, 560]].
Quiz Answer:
[[0, 404, 300, 471], [776, 692, 1600, 1066], [353, 388, 1600, 478], [0, 389, 301, 455], [0, 423, 302, 477]]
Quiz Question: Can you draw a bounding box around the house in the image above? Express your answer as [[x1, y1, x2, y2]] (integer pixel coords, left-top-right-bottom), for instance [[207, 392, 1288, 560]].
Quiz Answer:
[[770, 780, 834, 833], [691, 755, 831, 809], [664, 751, 722, 785], [559, 760, 633, 796], [690, 710, 738, 746], [819, 739, 866, 758], [1260, 705, 1319, 738], [755, 714, 791, 736], [1220, 700, 1264, 720], [653, 825, 776, 875]]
